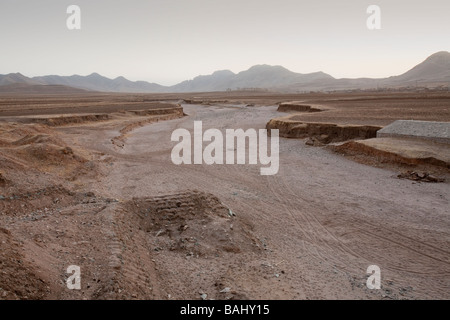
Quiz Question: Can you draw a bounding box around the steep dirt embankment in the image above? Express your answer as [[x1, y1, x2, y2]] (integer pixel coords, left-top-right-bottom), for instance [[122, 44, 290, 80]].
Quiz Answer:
[[111, 106, 184, 148], [266, 116, 381, 144], [127, 107, 184, 117], [267, 101, 380, 144], [119, 107, 184, 136], [31, 114, 110, 126], [277, 102, 322, 113], [331, 140, 450, 169], [27, 105, 184, 127]]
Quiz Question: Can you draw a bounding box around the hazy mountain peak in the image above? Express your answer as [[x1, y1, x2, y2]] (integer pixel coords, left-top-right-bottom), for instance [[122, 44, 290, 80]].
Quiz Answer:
[[0, 72, 37, 86], [424, 51, 450, 65], [428, 51, 450, 58], [211, 70, 235, 76], [391, 50, 450, 82], [1, 51, 448, 93], [6, 72, 28, 79], [87, 72, 103, 78], [246, 64, 289, 72]]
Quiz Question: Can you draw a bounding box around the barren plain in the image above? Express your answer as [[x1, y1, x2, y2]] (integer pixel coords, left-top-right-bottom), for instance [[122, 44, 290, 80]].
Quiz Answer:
[[0, 91, 449, 300]]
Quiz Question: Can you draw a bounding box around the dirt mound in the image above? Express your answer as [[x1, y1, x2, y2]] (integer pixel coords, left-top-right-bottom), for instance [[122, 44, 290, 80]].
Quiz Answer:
[[100, 190, 262, 300], [0, 123, 53, 143], [124, 191, 258, 256], [0, 227, 48, 299], [0, 185, 76, 216], [0, 124, 82, 168], [0, 123, 100, 220], [0, 122, 89, 174], [16, 144, 82, 165], [0, 123, 63, 147], [266, 117, 380, 144]]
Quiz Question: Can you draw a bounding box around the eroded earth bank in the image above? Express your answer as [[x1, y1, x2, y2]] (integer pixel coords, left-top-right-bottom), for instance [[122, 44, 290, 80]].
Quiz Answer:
[[1, 97, 449, 300]]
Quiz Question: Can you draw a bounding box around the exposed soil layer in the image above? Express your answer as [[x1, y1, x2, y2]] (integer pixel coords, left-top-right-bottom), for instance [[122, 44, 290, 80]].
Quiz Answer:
[[266, 117, 381, 144], [331, 138, 450, 170], [111, 108, 184, 148], [31, 114, 111, 126], [277, 102, 322, 113]]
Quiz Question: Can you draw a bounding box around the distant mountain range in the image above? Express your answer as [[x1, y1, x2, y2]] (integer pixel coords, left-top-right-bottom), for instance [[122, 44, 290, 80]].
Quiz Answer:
[[1, 51, 449, 94]]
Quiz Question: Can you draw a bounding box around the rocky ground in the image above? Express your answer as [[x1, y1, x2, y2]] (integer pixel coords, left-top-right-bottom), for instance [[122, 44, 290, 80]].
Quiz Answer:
[[0, 92, 449, 300]]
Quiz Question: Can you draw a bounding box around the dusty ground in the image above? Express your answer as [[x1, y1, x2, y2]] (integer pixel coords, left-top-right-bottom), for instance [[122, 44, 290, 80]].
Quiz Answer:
[[0, 92, 449, 300]]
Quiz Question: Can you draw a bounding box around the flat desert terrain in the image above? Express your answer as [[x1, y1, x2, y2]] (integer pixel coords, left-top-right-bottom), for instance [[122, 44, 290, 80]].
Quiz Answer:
[[0, 91, 449, 300]]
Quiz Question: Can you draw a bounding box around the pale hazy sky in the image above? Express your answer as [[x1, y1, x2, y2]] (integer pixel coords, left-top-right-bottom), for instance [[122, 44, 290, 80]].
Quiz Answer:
[[1, 0, 449, 85]]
